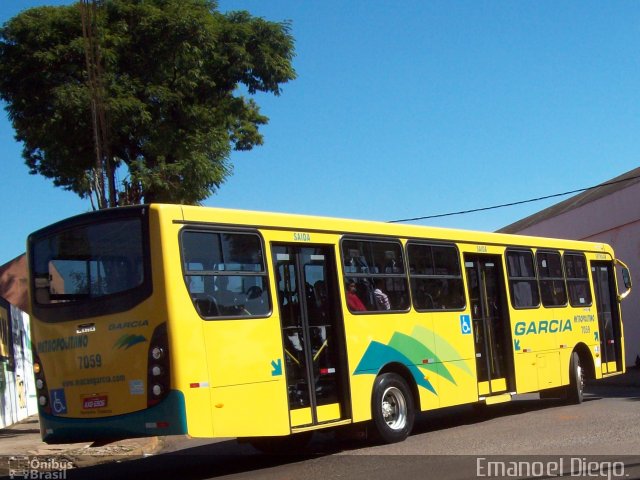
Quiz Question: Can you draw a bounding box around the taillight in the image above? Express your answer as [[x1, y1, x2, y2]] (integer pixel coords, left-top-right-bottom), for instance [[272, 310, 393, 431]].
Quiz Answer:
[[147, 323, 170, 407], [33, 350, 51, 415]]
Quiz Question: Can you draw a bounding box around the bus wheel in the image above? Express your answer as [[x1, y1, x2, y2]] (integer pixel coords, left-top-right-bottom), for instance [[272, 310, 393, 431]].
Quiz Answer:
[[371, 373, 415, 443], [566, 352, 584, 404], [244, 431, 313, 454]]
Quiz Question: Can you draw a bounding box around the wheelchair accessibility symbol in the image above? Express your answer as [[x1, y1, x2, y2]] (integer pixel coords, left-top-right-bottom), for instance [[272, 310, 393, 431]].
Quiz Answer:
[[460, 315, 471, 335], [50, 388, 67, 415]]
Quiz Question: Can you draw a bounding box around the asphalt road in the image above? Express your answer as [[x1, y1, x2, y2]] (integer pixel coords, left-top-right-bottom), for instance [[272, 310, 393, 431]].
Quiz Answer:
[[58, 383, 640, 480]]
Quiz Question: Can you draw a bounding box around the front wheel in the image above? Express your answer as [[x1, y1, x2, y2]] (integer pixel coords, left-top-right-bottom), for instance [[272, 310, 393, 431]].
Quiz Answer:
[[371, 373, 415, 443], [566, 352, 584, 404]]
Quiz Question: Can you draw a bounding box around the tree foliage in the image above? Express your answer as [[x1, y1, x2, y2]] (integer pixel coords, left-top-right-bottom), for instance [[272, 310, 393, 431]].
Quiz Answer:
[[0, 0, 295, 205]]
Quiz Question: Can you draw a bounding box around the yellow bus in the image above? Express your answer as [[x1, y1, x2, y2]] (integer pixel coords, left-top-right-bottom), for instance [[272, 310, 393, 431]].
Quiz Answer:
[[27, 204, 632, 447]]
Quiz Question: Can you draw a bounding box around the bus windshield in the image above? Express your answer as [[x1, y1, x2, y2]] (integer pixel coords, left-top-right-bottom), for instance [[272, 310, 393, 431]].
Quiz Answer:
[[32, 218, 145, 306]]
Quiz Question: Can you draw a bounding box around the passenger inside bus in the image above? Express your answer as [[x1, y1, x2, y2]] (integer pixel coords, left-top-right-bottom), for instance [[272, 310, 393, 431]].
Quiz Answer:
[[346, 280, 367, 311], [373, 279, 391, 310]]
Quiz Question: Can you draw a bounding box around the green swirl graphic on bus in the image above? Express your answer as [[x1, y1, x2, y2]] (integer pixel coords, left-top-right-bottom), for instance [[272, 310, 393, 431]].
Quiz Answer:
[[354, 326, 474, 395], [113, 334, 147, 350]]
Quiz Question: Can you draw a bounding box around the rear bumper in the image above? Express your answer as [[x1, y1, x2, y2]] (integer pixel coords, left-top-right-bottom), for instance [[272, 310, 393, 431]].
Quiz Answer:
[[39, 390, 187, 444]]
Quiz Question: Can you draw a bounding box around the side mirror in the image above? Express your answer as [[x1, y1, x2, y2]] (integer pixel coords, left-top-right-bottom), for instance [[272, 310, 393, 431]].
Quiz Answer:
[[615, 259, 632, 301], [622, 267, 632, 289]]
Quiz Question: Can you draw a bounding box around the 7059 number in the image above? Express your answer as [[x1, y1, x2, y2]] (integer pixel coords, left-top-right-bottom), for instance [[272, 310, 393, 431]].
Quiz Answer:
[[77, 354, 102, 369]]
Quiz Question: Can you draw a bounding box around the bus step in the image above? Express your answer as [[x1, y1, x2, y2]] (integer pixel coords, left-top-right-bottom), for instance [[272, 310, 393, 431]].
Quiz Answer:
[[482, 393, 512, 405]]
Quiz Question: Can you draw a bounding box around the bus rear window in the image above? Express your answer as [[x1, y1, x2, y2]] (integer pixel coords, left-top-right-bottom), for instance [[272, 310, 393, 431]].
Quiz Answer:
[[32, 218, 145, 305]]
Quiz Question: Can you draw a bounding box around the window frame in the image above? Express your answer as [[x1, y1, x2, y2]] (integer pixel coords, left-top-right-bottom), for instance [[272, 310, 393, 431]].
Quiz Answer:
[[28, 206, 152, 323], [179, 227, 272, 320], [505, 248, 541, 310], [563, 252, 593, 307], [340, 236, 410, 314], [536, 249, 568, 308], [406, 241, 466, 312]]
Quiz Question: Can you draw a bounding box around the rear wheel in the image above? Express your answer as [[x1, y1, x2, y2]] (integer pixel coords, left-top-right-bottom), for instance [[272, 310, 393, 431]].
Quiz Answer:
[[566, 352, 584, 404], [371, 373, 415, 443]]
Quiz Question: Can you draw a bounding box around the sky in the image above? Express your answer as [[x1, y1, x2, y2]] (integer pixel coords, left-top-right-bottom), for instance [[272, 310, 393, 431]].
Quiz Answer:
[[1, 1, 639, 263]]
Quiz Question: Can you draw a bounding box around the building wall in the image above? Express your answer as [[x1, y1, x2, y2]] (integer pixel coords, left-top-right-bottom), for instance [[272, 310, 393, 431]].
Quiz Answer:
[[0, 254, 28, 314], [0, 297, 37, 428], [509, 182, 640, 366]]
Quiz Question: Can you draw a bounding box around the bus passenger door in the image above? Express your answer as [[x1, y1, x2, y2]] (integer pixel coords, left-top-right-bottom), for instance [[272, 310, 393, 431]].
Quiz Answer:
[[464, 255, 515, 397], [272, 244, 350, 429], [591, 262, 623, 374]]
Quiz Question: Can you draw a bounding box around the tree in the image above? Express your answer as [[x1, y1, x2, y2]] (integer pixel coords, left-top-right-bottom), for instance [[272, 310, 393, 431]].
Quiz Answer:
[[0, 0, 295, 206]]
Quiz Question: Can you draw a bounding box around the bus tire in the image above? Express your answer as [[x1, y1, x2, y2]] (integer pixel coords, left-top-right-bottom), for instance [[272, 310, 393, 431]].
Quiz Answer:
[[371, 372, 415, 443], [566, 352, 584, 404]]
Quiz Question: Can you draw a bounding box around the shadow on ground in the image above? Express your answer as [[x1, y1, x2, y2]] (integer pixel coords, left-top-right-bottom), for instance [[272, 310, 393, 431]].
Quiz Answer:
[[15, 382, 639, 480]]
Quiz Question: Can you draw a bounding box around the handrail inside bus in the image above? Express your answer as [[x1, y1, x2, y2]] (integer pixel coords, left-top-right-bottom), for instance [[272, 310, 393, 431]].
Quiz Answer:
[[614, 258, 632, 301]]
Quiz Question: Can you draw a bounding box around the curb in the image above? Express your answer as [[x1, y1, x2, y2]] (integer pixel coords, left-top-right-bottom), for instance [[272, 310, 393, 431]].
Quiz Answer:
[[51, 436, 161, 469], [0, 415, 162, 473]]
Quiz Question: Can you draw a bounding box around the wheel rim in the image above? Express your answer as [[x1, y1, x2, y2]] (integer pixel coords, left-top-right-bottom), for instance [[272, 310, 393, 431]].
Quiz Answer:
[[381, 386, 407, 431]]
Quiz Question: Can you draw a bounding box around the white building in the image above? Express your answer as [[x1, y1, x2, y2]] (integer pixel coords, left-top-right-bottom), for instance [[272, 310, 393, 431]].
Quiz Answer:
[[500, 168, 640, 366], [0, 296, 38, 428]]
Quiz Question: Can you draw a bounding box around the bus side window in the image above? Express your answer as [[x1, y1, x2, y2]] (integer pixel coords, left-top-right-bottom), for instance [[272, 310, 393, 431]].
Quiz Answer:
[[408, 243, 465, 311], [536, 250, 567, 307], [564, 253, 592, 307], [341, 238, 409, 313], [506, 250, 540, 309], [180, 230, 270, 318]]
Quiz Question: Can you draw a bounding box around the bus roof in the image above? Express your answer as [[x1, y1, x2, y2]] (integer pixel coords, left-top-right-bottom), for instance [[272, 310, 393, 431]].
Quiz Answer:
[[173, 204, 612, 256]]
